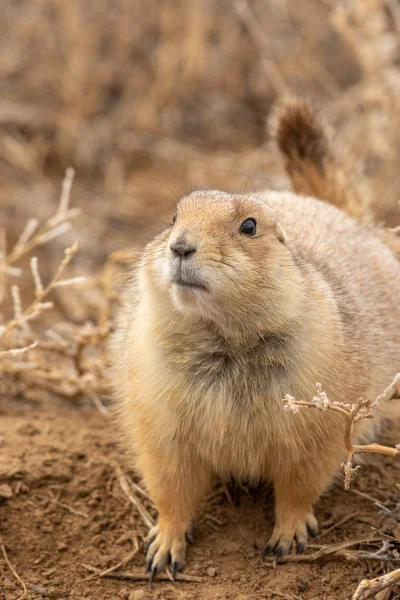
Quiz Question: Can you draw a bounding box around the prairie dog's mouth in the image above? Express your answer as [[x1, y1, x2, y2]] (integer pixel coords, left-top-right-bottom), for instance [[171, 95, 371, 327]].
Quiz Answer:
[[172, 276, 208, 291], [168, 257, 208, 292]]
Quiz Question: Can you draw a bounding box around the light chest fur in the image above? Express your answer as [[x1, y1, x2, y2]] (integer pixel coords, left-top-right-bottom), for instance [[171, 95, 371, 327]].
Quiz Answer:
[[123, 279, 349, 482]]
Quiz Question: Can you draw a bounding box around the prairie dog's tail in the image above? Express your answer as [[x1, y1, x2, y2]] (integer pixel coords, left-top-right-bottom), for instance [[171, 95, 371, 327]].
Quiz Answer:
[[269, 98, 371, 223]]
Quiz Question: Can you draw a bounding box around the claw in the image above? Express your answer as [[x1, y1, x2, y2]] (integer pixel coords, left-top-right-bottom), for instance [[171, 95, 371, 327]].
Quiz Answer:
[[297, 542, 304, 555], [263, 511, 318, 564], [172, 560, 178, 580], [172, 560, 184, 579], [144, 523, 189, 583], [145, 557, 152, 573], [149, 564, 158, 586], [261, 543, 274, 561], [307, 523, 319, 538], [273, 547, 284, 568], [145, 536, 155, 552], [186, 530, 195, 545]]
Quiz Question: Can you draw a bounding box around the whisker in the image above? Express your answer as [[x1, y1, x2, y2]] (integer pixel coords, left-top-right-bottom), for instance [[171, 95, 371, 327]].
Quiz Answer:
[[241, 152, 255, 195], [163, 177, 184, 201], [207, 258, 240, 272], [152, 178, 182, 207]]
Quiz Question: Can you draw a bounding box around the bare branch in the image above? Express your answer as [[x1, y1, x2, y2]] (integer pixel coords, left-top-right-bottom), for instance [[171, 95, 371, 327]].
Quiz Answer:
[[352, 567, 400, 600], [282, 375, 400, 489]]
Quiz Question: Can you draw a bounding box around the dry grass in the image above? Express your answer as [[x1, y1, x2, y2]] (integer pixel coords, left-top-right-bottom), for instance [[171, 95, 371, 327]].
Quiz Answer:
[[2, 0, 400, 598], [0, 169, 119, 406]]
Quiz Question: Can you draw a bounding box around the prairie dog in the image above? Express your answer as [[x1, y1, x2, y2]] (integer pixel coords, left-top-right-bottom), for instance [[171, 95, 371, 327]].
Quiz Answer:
[[112, 99, 400, 580]]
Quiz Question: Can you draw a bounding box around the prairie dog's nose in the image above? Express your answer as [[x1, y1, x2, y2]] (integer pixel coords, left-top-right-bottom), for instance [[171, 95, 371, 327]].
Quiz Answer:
[[169, 238, 197, 258]]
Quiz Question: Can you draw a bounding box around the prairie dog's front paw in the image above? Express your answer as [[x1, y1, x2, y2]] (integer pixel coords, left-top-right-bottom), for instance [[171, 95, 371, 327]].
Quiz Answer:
[[145, 523, 188, 582], [262, 510, 319, 565]]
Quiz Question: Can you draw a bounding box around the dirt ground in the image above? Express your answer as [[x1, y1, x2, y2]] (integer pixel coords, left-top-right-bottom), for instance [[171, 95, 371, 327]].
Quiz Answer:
[[1, 395, 399, 600]]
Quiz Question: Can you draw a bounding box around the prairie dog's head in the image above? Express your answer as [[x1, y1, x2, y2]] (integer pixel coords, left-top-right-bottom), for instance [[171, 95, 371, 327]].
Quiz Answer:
[[142, 190, 305, 338]]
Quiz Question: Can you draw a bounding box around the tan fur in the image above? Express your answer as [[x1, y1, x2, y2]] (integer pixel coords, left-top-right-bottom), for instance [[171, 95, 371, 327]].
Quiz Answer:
[[111, 103, 400, 575], [270, 97, 373, 224]]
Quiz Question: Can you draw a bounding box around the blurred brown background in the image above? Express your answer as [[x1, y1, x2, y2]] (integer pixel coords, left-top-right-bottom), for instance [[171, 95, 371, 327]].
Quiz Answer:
[[2, 0, 400, 279]]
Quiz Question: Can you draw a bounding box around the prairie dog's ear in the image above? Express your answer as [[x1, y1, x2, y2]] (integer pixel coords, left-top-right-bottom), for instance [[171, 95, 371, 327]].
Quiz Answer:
[[276, 223, 286, 244]]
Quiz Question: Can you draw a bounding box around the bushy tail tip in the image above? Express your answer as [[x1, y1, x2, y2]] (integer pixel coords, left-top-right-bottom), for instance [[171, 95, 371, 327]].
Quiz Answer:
[[269, 97, 371, 223]]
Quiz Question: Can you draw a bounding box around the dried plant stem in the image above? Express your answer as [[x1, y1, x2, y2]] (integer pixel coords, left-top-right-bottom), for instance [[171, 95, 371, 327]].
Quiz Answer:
[[352, 567, 400, 600], [282, 375, 400, 488], [0, 537, 27, 600], [282, 377, 400, 599], [48, 491, 89, 518], [0, 241, 80, 342], [233, 0, 288, 96], [0, 341, 38, 358], [346, 441, 398, 457], [263, 536, 382, 565], [116, 468, 155, 529], [5, 212, 79, 267], [5, 169, 79, 269], [312, 511, 359, 542], [91, 393, 110, 417], [0, 165, 114, 402], [222, 482, 235, 509], [56, 167, 75, 217], [81, 563, 203, 583], [0, 228, 7, 304], [83, 537, 140, 581], [98, 538, 140, 578]]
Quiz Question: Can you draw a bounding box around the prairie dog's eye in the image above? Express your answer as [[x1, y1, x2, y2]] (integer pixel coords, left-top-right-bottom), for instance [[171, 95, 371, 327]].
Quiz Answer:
[[239, 218, 257, 236], [172, 213, 177, 225]]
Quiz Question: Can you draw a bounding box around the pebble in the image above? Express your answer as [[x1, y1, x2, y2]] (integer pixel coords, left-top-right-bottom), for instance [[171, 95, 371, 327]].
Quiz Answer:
[[206, 566, 217, 577], [56, 542, 68, 552], [29, 584, 48, 595], [0, 483, 13, 499], [128, 590, 146, 600]]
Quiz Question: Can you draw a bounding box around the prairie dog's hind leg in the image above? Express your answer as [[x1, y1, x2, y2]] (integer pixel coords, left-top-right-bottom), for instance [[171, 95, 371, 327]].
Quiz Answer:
[[137, 444, 213, 581]]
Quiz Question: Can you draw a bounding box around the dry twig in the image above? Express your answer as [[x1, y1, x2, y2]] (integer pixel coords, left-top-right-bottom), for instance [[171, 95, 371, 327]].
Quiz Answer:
[[283, 377, 400, 598], [262, 537, 383, 565], [234, 0, 288, 96], [1, 169, 79, 275], [0, 536, 27, 600], [82, 537, 140, 582], [313, 511, 359, 542], [283, 375, 400, 489], [0, 167, 118, 403], [116, 467, 155, 529], [352, 567, 400, 600], [81, 563, 203, 583]]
